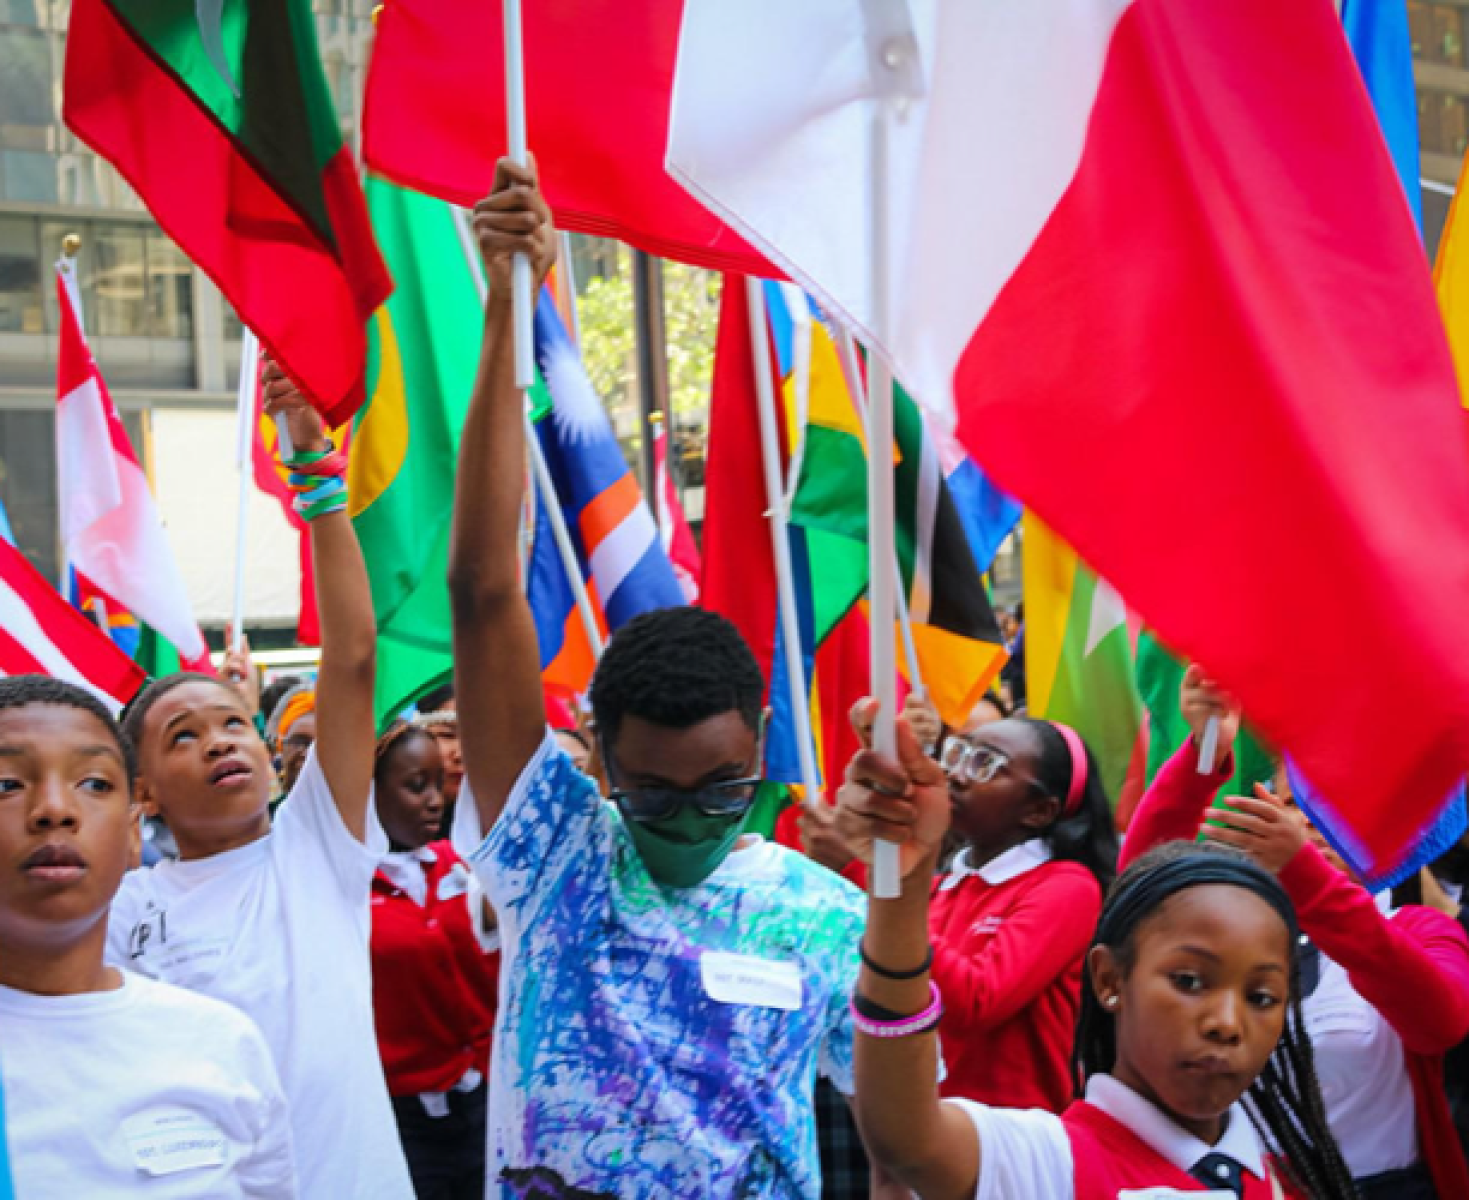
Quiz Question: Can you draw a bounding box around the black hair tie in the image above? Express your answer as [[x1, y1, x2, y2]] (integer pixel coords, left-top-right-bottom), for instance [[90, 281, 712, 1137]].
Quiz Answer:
[[860, 942, 933, 980]]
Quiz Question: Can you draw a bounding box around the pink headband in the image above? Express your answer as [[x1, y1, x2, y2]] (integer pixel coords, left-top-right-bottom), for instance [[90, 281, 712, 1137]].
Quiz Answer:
[[1051, 723, 1089, 817]]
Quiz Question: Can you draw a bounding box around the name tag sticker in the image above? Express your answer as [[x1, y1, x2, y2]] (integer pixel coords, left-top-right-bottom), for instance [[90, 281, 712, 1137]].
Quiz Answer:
[[700, 951, 803, 1011], [123, 1109, 228, 1177]]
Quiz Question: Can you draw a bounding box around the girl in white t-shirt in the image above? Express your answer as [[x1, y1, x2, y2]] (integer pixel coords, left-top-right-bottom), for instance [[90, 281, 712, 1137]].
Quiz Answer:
[[0, 675, 294, 1198], [834, 710, 1355, 1200], [107, 366, 413, 1200]]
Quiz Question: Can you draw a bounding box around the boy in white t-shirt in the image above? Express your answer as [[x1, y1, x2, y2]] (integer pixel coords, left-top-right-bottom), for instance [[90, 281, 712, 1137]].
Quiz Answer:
[[0, 675, 294, 1198], [106, 370, 414, 1200]]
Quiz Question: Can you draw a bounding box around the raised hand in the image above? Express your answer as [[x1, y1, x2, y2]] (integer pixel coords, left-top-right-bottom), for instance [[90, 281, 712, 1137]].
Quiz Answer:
[[471, 157, 556, 300]]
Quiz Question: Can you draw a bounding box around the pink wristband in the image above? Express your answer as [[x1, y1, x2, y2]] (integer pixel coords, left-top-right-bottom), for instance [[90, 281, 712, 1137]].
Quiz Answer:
[[850, 982, 944, 1039]]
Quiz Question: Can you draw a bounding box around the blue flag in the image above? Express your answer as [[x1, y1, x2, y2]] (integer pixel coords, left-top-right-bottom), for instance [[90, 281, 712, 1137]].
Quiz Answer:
[[1343, 0, 1423, 231]]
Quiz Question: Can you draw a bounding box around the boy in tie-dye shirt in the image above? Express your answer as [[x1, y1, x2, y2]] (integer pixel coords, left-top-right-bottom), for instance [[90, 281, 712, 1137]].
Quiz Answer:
[[449, 159, 870, 1198]]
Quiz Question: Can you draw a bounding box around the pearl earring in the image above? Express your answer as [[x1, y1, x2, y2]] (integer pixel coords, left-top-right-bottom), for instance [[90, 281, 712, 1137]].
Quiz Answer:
[[1104, 996, 1119, 1010]]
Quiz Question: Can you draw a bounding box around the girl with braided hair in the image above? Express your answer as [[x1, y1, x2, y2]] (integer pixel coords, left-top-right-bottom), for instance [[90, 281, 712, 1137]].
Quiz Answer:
[[370, 720, 500, 1199], [1124, 665, 1469, 1199], [835, 706, 1355, 1200]]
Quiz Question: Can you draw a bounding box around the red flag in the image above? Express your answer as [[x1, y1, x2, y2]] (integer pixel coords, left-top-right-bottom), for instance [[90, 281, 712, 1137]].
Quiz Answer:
[[362, 1, 777, 277], [0, 538, 144, 712], [653, 424, 702, 603], [63, 0, 391, 425], [700, 277, 780, 681]]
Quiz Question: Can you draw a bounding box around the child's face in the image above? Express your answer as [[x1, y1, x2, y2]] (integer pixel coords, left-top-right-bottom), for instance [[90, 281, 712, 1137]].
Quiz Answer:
[[0, 704, 135, 953], [136, 681, 273, 853], [1094, 884, 1290, 1142], [377, 734, 446, 851]]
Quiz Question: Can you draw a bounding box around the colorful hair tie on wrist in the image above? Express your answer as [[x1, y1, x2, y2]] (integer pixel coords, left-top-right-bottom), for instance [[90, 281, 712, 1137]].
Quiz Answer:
[[850, 982, 943, 1039]]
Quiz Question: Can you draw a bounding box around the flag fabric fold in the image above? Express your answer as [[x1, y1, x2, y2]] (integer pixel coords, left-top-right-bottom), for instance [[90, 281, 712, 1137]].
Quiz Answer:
[[63, 0, 391, 425], [362, 0, 775, 277], [0, 537, 145, 712], [55, 268, 207, 671], [669, 0, 1469, 879], [653, 423, 702, 603]]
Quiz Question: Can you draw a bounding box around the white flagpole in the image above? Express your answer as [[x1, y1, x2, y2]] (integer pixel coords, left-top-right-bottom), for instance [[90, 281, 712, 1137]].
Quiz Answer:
[[746, 277, 824, 813], [835, 328, 925, 703], [452, 206, 604, 661], [503, 0, 537, 389], [231, 329, 259, 654], [1197, 715, 1221, 774], [862, 5, 925, 899]]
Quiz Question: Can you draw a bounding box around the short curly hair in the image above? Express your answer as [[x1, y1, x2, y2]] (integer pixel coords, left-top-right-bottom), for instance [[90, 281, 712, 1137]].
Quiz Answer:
[[0, 675, 136, 786], [589, 608, 764, 745], [120, 672, 237, 751]]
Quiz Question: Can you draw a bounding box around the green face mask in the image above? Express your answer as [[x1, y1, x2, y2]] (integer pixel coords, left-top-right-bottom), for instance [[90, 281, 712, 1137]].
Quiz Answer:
[[621, 804, 749, 889]]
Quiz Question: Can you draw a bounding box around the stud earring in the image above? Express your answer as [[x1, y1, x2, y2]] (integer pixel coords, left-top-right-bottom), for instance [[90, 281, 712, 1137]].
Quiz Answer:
[[1104, 996, 1119, 1010]]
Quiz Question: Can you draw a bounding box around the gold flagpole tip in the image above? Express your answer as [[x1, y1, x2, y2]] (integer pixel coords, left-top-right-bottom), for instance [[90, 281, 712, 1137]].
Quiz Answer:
[[371, 5, 384, 26], [648, 411, 666, 426], [61, 233, 81, 257]]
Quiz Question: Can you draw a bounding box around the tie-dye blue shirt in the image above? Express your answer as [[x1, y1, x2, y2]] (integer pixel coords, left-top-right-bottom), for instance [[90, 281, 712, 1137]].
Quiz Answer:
[[467, 733, 866, 1199]]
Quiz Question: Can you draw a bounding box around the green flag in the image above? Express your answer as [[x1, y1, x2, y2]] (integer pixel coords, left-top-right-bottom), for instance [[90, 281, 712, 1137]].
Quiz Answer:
[[350, 178, 481, 729], [1135, 633, 1275, 797]]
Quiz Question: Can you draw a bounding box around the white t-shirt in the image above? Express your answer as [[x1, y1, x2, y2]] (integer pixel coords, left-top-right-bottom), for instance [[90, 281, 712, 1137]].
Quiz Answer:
[[107, 749, 413, 1200], [1305, 948, 1418, 1177], [0, 972, 294, 1198]]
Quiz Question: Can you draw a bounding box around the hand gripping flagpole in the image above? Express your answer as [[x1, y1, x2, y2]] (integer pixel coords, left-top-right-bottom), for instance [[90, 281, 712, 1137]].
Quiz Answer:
[[862, 1, 925, 899], [504, 0, 537, 390], [453, 206, 604, 662], [747, 278, 824, 815]]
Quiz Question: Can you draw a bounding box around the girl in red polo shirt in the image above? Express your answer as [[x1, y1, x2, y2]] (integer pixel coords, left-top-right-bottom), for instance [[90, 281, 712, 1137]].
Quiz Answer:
[[927, 711, 1118, 1111], [835, 712, 1356, 1199], [371, 721, 500, 1200]]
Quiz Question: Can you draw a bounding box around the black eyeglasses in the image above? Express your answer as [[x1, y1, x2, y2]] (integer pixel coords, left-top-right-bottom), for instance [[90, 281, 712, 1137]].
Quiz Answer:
[[608, 777, 763, 823]]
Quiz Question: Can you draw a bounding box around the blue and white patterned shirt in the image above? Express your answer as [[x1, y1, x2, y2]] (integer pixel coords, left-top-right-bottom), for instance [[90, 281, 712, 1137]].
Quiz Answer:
[[466, 733, 866, 1198]]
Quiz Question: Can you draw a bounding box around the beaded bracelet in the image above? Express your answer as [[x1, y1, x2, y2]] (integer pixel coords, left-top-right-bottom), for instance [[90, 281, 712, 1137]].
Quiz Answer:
[[849, 982, 944, 1039]]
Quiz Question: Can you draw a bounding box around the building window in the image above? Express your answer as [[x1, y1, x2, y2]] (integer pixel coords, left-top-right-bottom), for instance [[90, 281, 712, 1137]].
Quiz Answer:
[[0, 213, 41, 333]]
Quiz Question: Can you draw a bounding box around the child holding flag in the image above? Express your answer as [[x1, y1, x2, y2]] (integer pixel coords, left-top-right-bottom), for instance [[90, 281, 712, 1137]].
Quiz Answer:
[[109, 368, 413, 1199]]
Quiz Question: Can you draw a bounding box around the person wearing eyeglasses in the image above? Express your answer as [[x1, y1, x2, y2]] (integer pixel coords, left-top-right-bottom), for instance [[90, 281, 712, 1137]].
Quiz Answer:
[[446, 160, 881, 1200], [914, 709, 1119, 1113]]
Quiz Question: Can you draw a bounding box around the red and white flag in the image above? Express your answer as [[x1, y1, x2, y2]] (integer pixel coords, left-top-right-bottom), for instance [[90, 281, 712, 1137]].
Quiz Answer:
[[668, 0, 1469, 868], [0, 537, 145, 712], [55, 265, 207, 668], [653, 423, 701, 603]]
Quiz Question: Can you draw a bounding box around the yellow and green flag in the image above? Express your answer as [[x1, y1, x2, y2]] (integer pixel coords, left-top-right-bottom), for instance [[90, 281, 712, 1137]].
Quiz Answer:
[[1023, 512, 1143, 807], [351, 178, 481, 728]]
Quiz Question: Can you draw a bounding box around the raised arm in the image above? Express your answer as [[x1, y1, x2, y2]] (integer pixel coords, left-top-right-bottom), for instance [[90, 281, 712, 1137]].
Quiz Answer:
[[1119, 663, 1237, 870], [262, 360, 376, 840], [447, 159, 557, 836], [836, 709, 981, 1199]]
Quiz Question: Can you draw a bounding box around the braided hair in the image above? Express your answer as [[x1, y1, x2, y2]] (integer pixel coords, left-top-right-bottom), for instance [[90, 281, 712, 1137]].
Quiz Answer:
[[1073, 842, 1356, 1200]]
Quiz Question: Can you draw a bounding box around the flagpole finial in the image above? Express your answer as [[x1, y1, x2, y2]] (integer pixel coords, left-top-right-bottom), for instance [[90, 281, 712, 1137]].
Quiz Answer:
[[371, 4, 384, 25], [648, 410, 665, 427], [61, 233, 81, 258]]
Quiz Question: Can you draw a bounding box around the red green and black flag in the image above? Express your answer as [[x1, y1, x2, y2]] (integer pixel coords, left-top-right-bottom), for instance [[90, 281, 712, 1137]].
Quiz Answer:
[[63, 0, 390, 426]]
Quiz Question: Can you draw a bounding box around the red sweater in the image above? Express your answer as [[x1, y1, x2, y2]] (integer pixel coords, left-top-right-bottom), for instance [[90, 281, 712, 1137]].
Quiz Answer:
[[1064, 1102, 1305, 1199], [370, 840, 500, 1096], [930, 852, 1101, 1111], [1124, 741, 1469, 1198]]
